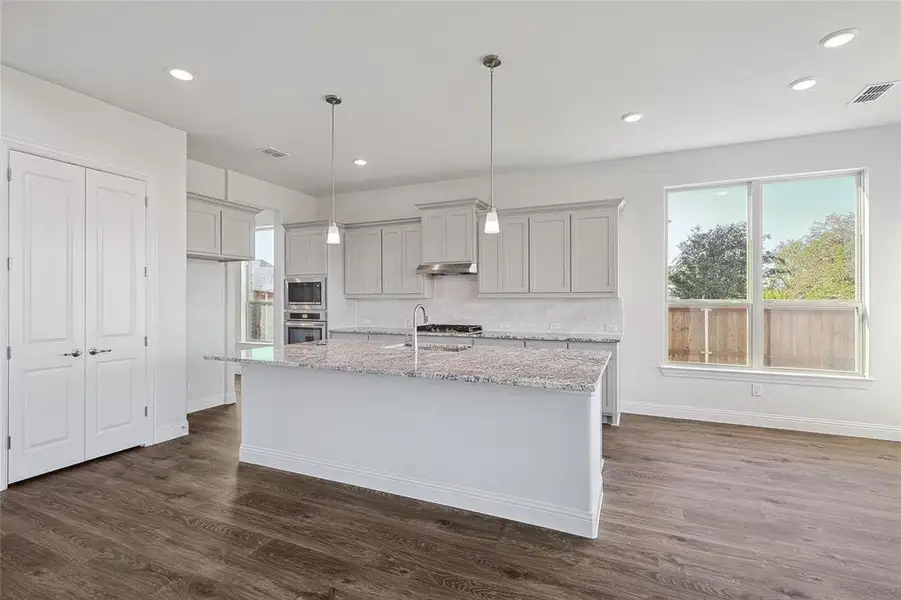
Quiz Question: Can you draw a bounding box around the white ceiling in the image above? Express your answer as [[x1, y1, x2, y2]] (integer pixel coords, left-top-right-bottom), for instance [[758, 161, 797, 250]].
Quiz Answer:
[[3, 2, 900, 195]]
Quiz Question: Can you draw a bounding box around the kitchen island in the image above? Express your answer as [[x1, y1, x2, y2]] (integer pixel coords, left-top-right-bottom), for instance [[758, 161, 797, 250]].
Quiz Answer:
[[206, 340, 610, 538]]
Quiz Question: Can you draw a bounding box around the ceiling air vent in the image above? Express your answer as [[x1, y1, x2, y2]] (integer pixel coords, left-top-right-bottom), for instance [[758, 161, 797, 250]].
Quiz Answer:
[[849, 81, 899, 105], [260, 146, 290, 158]]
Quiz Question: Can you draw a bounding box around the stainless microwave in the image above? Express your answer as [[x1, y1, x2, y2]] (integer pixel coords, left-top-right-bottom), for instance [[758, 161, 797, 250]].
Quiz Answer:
[[285, 276, 326, 311]]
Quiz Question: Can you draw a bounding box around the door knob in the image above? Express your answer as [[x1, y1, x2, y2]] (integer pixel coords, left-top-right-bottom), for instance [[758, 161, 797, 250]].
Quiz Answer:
[[63, 349, 82, 357], [88, 348, 112, 355]]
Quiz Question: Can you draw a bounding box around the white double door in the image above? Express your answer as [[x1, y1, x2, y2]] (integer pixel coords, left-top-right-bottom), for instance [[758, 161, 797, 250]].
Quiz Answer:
[[7, 151, 147, 483]]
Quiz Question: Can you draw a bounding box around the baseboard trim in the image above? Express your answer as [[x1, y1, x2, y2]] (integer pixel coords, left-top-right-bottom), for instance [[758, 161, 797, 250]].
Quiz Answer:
[[154, 420, 189, 444], [622, 401, 901, 442], [187, 393, 228, 414], [240, 445, 600, 538]]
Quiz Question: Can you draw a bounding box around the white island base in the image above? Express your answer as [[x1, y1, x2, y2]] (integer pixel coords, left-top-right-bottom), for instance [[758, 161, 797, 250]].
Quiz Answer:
[[239, 363, 604, 538]]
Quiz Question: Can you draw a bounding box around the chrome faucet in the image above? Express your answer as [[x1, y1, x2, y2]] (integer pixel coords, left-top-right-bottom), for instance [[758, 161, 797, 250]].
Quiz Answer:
[[412, 304, 429, 369]]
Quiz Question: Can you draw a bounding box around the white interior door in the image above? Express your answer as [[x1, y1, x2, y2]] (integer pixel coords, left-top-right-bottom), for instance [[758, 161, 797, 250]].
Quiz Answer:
[[84, 169, 147, 460], [8, 151, 87, 483]]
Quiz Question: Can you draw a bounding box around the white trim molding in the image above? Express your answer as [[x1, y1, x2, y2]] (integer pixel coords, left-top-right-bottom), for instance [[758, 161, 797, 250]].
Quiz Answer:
[[240, 444, 602, 538], [659, 364, 874, 389], [153, 420, 190, 444], [623, 400, 900, 442]]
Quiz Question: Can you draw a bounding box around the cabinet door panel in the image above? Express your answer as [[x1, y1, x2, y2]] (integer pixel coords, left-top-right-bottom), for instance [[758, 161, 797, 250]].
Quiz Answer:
[[361, 229, 383, 294], [501, 216, 529, 293], [285, 230, 309, 275], [478, 216, 502, 294], [401, 225, 423, 294], [381, 226, 403, 294], [187, 200, 221, 254], [343, 230, 365, 295], [446, 208, 473, 262], [220, 209, 254, 258], [571, 208, 616, 293], [529, 213, 571, 293], [421, 211, 446, 263], [306, 230, 327, 274]]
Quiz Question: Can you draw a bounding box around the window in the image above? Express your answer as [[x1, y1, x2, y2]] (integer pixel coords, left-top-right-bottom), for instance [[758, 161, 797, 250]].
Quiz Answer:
[[243, 226, 275, 343], [666, 172, 864, 374]]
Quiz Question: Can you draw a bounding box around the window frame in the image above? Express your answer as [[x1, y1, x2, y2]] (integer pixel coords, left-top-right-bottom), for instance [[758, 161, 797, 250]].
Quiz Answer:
[[663, 169, 869, 379], [241, 225, 275, 345]]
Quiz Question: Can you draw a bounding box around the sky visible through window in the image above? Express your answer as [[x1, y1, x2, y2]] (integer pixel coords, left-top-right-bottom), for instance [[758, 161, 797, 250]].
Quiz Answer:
[[255, 227, 274, 265], [668, 176, 856, 265]]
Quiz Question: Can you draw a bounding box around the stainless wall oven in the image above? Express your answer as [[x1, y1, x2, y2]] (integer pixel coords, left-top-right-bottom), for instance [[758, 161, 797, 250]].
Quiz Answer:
[[285, 276, 326, 311], [285, 311, 327, 344]]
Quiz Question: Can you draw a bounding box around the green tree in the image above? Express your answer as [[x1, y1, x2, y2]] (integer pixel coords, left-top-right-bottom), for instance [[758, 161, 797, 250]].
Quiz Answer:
[[668, 223, 748, 299], [764, 213, 855, 300]]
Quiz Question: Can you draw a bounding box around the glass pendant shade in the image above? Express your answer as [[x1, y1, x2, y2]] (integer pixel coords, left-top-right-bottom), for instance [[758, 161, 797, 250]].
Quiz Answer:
[[326, 223, 341, 245], [484, 208, 500, 234]]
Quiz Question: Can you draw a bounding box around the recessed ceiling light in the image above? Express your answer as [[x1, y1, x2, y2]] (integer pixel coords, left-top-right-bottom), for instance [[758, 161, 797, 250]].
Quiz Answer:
[[789, 77, 817, 91], [168, 68, 194, 81], [353, 158, 368, 167], [621, 112, 642, 123], [819, 28, 858, 48]]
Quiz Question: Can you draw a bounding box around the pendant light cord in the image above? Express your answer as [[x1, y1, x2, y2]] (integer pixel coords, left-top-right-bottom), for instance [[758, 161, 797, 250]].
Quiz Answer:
[[331, 102, 337, 224], [489, 66, 495, 212]]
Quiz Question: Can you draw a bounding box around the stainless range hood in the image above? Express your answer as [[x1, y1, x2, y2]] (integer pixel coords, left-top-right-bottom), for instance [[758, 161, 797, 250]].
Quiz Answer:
[[415, 261, 478, 276]]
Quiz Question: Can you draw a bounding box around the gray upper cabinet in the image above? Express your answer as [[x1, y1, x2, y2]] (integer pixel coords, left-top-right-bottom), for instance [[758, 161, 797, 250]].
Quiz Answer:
[[479, 214, 529, 294], [285, 226, 327, 275], [445, 207, 474, 262], [187, 195, 258, 261], [381, 223, 423, 295], [345, 227, 383, 295], [529, 212, 571, 293], [220, 209, 255, 258], [416, 199, 487, 264], [571, 208, 616, 293], [421, 211, 447, 263], [345, 219, 427, 298], [187, 199, 221, 255]]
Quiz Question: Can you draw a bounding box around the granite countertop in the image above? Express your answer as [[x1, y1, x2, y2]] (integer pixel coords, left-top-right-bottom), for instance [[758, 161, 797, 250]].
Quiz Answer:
[[206, 340, 610, 393], [329, 326, 621, 343]]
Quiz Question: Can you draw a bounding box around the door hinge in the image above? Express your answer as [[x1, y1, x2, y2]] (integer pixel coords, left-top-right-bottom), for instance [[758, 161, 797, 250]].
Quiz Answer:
[[6, 167, 11, 182], [144, 336, 148, 347], [6, 347, 10, 360], [7, 436, 10, 450], [145, 195, 148, 208], [6, 257, 10, 271], [144, 406, 148, 417], [144, 265, 148, 278]]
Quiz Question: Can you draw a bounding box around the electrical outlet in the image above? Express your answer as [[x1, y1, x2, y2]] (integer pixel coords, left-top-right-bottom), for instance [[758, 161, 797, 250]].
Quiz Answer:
[[751, 383, 763, 397], [549, 322, 562, 331], [605, 324, 617, 333], [499, 322, 510, 330]]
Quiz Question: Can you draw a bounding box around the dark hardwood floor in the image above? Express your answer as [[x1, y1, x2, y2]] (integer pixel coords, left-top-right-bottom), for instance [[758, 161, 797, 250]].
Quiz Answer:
[[2, 405, 899, 600]]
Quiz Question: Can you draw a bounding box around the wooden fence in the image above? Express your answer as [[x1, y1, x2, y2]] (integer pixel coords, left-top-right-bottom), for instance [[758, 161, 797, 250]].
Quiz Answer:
[[668, 306, 856, 371]]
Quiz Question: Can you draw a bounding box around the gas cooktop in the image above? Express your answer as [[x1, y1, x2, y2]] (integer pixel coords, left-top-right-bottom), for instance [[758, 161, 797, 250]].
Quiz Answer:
[[415, 324, 483, 334]]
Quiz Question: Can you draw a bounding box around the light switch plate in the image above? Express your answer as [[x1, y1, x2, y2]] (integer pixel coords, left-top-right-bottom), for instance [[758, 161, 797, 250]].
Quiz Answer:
[[751, 383, 763, 397], [499, 322, 510, 330], [549, 322, 562, 331]]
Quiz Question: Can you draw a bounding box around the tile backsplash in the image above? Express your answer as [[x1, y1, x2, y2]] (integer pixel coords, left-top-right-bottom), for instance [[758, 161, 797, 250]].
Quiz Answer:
[[353, 278, 621, 333]]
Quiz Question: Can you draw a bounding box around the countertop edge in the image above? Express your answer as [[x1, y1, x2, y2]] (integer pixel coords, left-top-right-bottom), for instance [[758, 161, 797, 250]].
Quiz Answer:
[[205, 352, 606, 393]]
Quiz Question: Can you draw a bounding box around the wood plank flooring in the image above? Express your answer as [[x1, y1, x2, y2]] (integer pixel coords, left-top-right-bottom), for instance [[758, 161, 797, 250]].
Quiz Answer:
[[2, 405, 899, 599]]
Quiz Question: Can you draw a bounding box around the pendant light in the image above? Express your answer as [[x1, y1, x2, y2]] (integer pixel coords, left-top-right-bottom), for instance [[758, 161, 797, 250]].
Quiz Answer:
[[325, 94, 342, 245], [483, 54, 502, 235]]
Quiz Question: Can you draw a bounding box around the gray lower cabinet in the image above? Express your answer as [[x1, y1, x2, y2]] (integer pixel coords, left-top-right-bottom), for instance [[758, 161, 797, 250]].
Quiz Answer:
[[567, 341, 618, 422]]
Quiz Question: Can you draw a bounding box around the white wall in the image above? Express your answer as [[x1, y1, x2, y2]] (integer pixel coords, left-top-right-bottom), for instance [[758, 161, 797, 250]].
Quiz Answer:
[[1, 66, 189, 448], [320, 125, 901, 439]]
